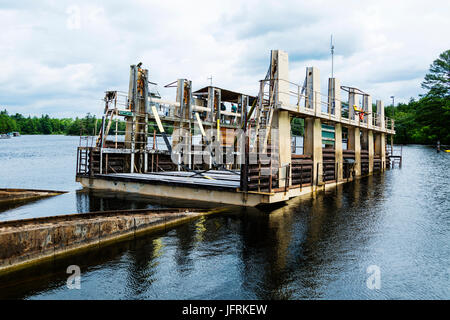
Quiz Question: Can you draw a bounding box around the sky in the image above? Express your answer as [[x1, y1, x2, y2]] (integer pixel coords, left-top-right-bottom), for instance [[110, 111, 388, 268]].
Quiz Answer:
[[0, 0, 449, 118]]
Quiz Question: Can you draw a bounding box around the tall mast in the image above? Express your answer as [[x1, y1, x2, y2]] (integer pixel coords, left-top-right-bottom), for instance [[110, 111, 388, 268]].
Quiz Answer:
[[331, 35, 335, 79]]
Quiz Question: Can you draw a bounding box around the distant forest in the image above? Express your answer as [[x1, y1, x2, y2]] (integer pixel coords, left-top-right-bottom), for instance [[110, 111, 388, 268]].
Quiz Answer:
[[1, 50, 449, 144], [0, 111, 171, 136], [0, 112, 125, 136]]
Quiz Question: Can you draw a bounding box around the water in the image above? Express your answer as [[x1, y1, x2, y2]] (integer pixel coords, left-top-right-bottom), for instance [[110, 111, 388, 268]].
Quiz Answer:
[[0, 136, 448, 299]]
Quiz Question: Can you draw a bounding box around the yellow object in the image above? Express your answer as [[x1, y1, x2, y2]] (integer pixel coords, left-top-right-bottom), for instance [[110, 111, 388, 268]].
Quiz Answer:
[[216, 119, 220, 141], [353, 105, 364, 113], [444, 150, 450, 153]]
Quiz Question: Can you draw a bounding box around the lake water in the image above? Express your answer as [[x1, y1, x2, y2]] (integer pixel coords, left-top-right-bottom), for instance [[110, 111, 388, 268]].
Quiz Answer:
[[0, 135, 448, 299]]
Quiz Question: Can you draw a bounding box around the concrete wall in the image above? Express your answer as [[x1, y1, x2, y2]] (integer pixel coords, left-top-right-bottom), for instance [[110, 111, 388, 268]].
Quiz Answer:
[[348, 127, 361, 176], [273, 50, 290, 106], [304, 67, 322, 186], [0, 209, 215, 274], [272, 50, 292, 186], [304, 118, 323, 186], [335, 123, 344, 181], [348, 89, 358, 120], [368, 130, 374, 173], [329, 78, 343, 181], [0, 189, 66, 205]]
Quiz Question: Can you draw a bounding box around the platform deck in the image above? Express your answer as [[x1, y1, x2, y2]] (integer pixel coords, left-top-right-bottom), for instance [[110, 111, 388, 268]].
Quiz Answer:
[[97, 170, 241, 190]]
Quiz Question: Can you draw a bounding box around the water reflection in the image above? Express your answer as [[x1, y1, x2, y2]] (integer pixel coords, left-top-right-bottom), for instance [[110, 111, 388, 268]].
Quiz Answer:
[[0, 145, 448, 299], [236, 175, 389, 299], [74, 188, 222, 213], [0, 198, 46, 214], [0, 187, 225, 222], [0, 173, 422, 299], [75, 189, 164, 213], [124, 237, 163, 299], [173, 223, 197, 274]]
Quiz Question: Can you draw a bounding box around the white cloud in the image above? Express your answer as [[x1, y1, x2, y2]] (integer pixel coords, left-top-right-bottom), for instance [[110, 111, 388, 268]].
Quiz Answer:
[[0, 0, 449, 117]]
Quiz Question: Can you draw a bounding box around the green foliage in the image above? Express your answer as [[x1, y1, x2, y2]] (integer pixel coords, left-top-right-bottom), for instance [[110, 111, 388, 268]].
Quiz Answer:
[[291, 117, 304, 136], [0, 110, 128, 136], [390, 49, 450, 145], [421, 49, 450, 97], [0, 110, 17, 133]]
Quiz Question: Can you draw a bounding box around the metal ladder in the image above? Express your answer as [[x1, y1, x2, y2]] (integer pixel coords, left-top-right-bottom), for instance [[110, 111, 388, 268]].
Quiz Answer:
[[79, 148, 89, 174], [78, 136, 93, 175]]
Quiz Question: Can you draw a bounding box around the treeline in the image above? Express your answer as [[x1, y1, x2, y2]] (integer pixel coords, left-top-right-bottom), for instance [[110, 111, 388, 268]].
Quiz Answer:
[[386, 95, 449, 144], [0, 111, 126, 136], [0, 110, 172, 136], [387, 49, 450, 145]]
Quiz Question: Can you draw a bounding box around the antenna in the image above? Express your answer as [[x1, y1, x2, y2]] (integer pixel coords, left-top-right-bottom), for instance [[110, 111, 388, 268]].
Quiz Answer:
[[207, 75, 213, 86], [330, 35, 335, 78]]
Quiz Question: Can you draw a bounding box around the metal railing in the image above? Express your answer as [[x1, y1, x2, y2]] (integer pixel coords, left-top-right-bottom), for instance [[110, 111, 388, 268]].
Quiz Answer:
[[256, 78, 395, 132]]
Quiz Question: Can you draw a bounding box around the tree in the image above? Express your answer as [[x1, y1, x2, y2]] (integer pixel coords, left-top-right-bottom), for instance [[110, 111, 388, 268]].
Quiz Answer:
[[0, 110, 17, 133], [21, 116, 37, 134], [40, 115, 53, 134], [421, 49, 450, 97], [416, 49, 450, 143]]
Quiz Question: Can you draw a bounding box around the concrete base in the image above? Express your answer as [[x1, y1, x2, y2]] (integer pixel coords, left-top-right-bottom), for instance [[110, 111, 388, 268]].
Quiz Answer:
[[78, 176, 267, 206], [77, 170, 381, 207]]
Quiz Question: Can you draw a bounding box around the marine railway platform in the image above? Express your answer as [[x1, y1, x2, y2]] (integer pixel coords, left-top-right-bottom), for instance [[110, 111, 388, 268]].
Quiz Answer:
[[76, 50, 396, 206]]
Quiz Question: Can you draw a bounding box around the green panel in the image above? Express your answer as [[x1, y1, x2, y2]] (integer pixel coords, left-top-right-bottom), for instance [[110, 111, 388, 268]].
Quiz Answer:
[[322, 131, 335, 139], [322, 124, 335, 146], [119, 110, 133, 116], [322, 124, 334, 131]]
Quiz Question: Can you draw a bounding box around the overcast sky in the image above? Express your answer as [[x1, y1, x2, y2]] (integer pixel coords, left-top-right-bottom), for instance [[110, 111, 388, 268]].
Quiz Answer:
[[1, 0, 449, 118]]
